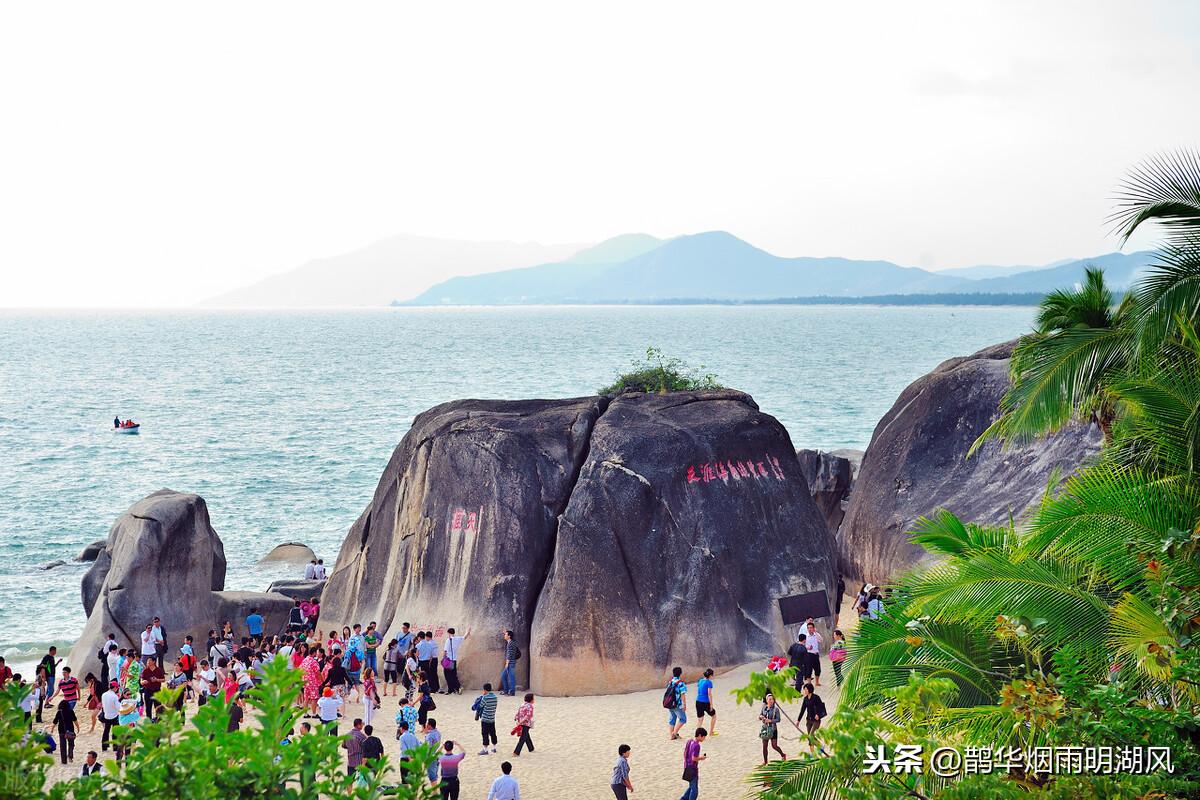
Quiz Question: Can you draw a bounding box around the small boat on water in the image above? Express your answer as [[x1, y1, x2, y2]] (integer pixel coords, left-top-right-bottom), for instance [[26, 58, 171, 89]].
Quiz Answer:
[[114, 422, 140, 434]]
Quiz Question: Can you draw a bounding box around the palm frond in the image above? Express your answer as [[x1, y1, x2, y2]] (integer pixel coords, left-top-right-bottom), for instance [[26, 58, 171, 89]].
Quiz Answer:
[[1111, 149, 1200, 244], [909, 510, 1012, 560], [973, 324, 1135, 451]]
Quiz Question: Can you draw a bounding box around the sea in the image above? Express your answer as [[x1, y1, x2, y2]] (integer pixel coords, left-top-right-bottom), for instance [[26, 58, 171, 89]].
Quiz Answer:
[[0, 305, 1034, 673]]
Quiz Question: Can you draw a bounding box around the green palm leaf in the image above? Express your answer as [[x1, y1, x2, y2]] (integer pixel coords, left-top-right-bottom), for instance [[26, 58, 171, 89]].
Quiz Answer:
[[1111, 149, 1200, 244]]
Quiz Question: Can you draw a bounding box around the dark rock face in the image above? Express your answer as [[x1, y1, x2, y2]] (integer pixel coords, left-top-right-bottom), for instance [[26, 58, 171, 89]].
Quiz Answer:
[[267, 578, 326, 601], [839, 340, 1101, 584], [321, 398, 606, 691], [531, 391, 836, 694], [796, 449, 855, 536], [323, 391, 838, 695], [77, 540, 106, 562], [69, 490, 291, 672]]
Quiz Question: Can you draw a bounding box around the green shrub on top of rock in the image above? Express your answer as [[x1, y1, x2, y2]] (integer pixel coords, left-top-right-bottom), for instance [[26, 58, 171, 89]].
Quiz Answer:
[[599, 347, 722, 395]]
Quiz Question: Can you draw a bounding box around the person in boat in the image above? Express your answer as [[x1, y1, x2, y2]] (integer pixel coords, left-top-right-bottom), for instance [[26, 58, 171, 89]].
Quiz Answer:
[[114, 416, 120, 428]]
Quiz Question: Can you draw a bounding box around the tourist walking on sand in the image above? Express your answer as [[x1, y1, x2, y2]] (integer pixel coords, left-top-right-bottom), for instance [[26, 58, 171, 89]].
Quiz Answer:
[[804, 620, 823, 687], [383, 638, 401, 696], [799, 682, 827, 749], [361, 724, 384, 768], [342, 717, 366, 775], [500, 629, 520, 696], [475, 682, 499, 754], [487, 761, 519, 800], [437, 740, 466, 799], [680, 727, 707, 800], [423, 718, 442, 783], [512, 693, 535, 756], [395, 695, 420, 736], [100, 680, 120, 751], [695, 668, 717, 736], [39, 646, 61, 698], [787, 633, 808, 689], [610, 743, 634, 799], [83, 673, 101, 732], [362, 667, 380, 727], [49, 698, 78, 764], [829, 629, 847, 686], [665, 666, 688, 740], [758, 692, 787, 763], [396, 720, 421, 782], [47, 665, 80, 710]]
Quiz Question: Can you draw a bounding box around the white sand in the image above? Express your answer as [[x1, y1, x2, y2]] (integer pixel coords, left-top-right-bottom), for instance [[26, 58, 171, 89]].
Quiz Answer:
[[41, 603, 857, 796]]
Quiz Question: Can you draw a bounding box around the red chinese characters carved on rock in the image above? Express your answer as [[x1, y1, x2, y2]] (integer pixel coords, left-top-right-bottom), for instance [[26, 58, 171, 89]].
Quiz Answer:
[[685, 453, 787, 485], [449, 506, 483, 533]]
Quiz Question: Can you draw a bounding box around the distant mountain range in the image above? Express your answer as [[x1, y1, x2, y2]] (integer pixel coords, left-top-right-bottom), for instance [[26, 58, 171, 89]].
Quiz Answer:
[[401, 231, 1155, 306], [200, 235, 584, 308], [201, 230, 1156, 307]]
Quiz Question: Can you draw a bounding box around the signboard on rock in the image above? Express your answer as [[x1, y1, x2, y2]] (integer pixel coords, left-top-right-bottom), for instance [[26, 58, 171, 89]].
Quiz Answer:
[[778, 589, 831, 625]]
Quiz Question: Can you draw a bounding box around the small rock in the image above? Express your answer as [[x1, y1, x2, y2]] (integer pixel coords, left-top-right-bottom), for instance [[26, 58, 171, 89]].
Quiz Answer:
[[76, 540, 107, 562], [39, 559, 68, 570], [257, 542, 316, 565]]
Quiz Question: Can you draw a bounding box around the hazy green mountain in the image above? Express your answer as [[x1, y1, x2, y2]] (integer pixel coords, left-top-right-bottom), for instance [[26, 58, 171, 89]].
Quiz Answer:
[[405, 231, 974, 304]]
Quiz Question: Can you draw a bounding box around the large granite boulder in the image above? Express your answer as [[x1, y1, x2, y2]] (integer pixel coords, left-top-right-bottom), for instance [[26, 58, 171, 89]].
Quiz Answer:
[[69, 490, 292, 673], [838, 340, 1101, 584], [323, 390, 838, 695], [320, 398, 606, 692], [267, 578, 326, 601], [796, 449, 855, 536], [530, 391, 837, 694]]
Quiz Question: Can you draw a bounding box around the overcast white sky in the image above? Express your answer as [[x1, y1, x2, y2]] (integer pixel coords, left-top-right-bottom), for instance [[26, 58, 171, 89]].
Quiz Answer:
[[1, 1, 1197, 307]]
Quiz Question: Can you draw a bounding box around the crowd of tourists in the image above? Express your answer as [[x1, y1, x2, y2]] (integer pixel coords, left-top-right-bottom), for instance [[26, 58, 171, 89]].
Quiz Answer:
[[0, 578, 859, 798]]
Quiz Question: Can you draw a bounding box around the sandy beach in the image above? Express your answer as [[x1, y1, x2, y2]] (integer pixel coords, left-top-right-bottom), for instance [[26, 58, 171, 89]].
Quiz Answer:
[[37, 600, 858, 798], [39, 660, 842, 797]]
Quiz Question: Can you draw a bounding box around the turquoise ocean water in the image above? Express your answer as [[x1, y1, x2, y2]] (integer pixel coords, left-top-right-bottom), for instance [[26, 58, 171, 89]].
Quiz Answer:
[[0, 305, 1034, 671]]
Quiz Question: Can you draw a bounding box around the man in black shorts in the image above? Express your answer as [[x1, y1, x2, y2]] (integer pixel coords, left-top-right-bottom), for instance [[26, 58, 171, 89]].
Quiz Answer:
[[694, 668, 717, 735]]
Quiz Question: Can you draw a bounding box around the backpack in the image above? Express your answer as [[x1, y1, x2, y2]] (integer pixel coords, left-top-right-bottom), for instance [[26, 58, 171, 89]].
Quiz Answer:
[[471, 696, 482, 720], [180, 653, 195, 671], [662, 679, 679, 709], [348, 652, 361, 671]]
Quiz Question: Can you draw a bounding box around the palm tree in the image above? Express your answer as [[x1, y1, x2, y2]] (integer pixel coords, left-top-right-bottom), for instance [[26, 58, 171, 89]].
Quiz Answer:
[[974, 266, 1134, 448]]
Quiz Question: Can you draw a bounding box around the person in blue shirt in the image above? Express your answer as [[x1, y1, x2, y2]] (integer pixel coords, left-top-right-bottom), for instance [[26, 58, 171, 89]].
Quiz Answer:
[[396, 622, 414, 656], [396, 720, 421, 784], [666, 666, 688, 740], [245, 609, 265, 639], [695, 668, 717, 736]]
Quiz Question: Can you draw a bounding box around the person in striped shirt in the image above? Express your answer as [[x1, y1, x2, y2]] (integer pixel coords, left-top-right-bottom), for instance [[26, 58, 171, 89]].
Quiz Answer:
[[475, 683, 499, 754], [47, 666, 80, 710]]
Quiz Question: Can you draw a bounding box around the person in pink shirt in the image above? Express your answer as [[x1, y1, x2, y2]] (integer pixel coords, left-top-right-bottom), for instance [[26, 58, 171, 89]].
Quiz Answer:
[[437, 740, 466, 799], [512, 693, 535, 756]]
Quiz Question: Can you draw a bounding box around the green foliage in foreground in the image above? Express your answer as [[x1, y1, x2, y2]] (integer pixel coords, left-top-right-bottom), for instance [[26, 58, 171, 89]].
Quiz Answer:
[[0, 658, 439, 800], [741, 150, 1200, 798], [599, 346, 722, 395]]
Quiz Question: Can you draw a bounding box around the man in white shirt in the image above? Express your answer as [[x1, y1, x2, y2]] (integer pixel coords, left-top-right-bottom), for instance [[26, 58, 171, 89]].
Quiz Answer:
[[314, 559, 327, 580], [106, 648, 121, 686], [140, 624, 158, 664], [100, 681, 121, 751], [210, 639, 231, 665], [442, 627, 468, 694], [487, 761, 521, 800], [304, 560, 317, 580], [151, 617, 166, 669], [317, 688, 343, 735], [804, 620, 823, 687]]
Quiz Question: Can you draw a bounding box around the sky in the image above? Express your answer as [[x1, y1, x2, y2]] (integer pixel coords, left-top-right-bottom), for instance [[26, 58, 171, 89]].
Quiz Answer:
[[1, 1, 1198, 307]]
